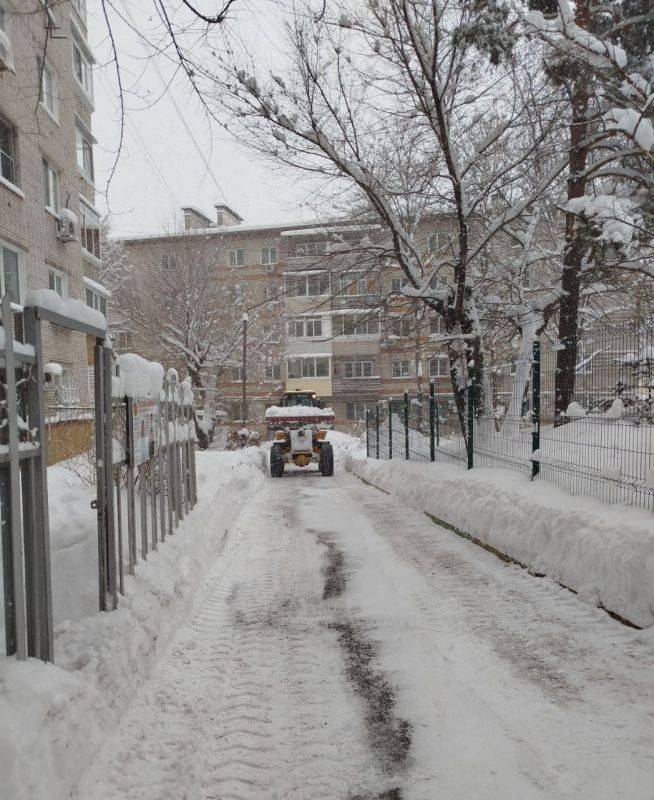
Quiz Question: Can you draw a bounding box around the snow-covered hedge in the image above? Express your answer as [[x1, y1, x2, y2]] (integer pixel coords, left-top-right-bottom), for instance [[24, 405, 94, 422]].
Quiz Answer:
[[0, 448, 266, 800], [346, 454, 654, 629]]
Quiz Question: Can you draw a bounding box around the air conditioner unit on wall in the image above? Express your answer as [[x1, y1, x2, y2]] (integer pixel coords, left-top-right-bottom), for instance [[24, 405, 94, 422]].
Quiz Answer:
[[0, 30, 13, 71], [57, 208, 79, 242]]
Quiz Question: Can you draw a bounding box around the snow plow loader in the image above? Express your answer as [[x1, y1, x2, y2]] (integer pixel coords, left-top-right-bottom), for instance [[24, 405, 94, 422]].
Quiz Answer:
[[265, 391, 335, 478]]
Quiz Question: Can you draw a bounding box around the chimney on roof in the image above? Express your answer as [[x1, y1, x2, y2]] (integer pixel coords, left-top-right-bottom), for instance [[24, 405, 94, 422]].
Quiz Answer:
[[182, 206, 213, 230], [214, 204, 243, 227]]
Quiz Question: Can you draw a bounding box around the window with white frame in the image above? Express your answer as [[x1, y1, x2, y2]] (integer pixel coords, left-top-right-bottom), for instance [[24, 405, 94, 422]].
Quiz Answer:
[[346, 401, 376, 421], [54, 367, 79, 406], [285, 272, 329, 297], [337, 270, 377, 296], [38, 59, 57, 119], [229, 248, 245, 266], [287, 356, 330, 379], [429, 231, 451, 253], [85, 286, 107, 316], [390, 316, 412, 337], [392, 360, 410, 378], [75, 123, 94, 182], [261, 246, 277, 265], [332, 314, 379, 336], [0, 114, 17, 186], [1, 243, 22, 304], [294, 240, 326, 257], [263, 284, 278, 301], [231, 366, 244, 381], [342, 359, 374, 378], [391, 275, 408, 292], [429, 315, 444, 335], [79, 199, 100, 259], [42, 158, 59, 212], [115, 330, 132, 350], [161, 253, 178, 269], [265, 364, 281, 380], [429, 356, 449, 377], [72, 33, 93, 101], [288, 317, 323, 338], [48, 265, 67, 298]]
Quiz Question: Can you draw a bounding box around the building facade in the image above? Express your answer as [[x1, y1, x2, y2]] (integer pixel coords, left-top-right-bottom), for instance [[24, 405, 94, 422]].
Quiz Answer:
[[0, 0, 106, 407], [118, 205, 459, 431]]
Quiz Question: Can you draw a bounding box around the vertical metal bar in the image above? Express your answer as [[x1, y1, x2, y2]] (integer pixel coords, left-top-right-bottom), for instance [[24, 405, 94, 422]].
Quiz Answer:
[[164, 387, 173, 536], [532, 340, 541, 480], [140, 464, 148, 560], [3, 296, 27, 660], [103, 345, 117, 610], [436, 399, 440, 447], [157, 399, 166, 542], [21, 458, 38, 654], [0, 468, 17, 656], [467, 363, 475, 470], [375, 404, 380, 459], [93, 342, 106, 611], [365, 410, 370, 457], [149, 460, 157, 551], [429, 382, 435, 462], [115, 469, 124, 595], [125, 399, 136, 572], [388, 399, 392, 460], [23, 306, 54, 660], [404, 391, 409, 460]]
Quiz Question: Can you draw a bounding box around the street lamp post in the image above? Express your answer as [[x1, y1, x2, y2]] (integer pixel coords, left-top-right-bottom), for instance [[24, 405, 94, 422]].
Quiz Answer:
[[241, 312, 248, 423]]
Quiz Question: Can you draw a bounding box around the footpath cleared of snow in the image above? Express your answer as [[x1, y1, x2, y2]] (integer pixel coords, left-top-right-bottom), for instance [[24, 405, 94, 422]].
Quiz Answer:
[[72, 440, 654, 800], [347, 452, 654, 629], [0, 448, 266, 800]]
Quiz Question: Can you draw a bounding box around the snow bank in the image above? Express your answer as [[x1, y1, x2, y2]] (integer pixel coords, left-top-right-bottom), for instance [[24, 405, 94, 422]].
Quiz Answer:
[[0, 448, 266, 800], [24, 289, 106, 331], [346, 455, 654, 629], [265, 405, 335, 418]]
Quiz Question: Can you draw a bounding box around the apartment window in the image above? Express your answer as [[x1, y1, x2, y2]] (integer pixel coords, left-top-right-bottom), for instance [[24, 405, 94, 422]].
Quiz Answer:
[[287, 356, 330, 379], [261, 246, 277, 265], [42, 158, 59, 212], [343, 360, 373, 378], [48, 266, 67, 298], [429, 232, 450, 254], [55, 367, 79, 406], [391, 276, 408, 292], [79, 199, 101, 260], [332, 314, 379, 336], [346, 401, 376, 421], [285, 272, 329, 297], [38, 59, 58, 118], [0, 115, 16, 185], [229, 248, 245, 267], [521, 267, 531, 288], [72, 34, 93, 101], [116, 330, 132, 351], [1, 243, 22, 304], [429, 356, 449, 377], [294, 240, 326, 257], [391, 316, 412, 337], [392, 360, 410, 378], [429, 315, 444, 336], [289, 317, 323, 338], [263, 284, 277, 301], [265, 364, 281, 380], [75, 123, 94, 182], [231, 366, 244, 381], [85, 287, 107, 316], [161, 253, 178, 270], [338, 271, 377, 296]]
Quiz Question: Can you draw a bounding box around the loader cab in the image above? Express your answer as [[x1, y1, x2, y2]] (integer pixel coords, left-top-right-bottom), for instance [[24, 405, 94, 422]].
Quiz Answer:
[[281, 390, 324, 409]]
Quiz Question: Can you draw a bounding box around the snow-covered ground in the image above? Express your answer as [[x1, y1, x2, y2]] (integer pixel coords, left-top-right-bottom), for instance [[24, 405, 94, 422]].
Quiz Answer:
[[2, 435, 653, 799]]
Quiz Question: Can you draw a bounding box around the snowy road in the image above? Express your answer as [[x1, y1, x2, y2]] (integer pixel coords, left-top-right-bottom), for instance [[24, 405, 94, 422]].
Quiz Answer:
[[74, 466, 654, 800]]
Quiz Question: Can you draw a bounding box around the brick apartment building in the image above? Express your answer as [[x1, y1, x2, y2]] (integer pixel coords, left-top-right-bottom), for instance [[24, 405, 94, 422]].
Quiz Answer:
[[0, 0, 107, 408], [118, 205, 459, 430]]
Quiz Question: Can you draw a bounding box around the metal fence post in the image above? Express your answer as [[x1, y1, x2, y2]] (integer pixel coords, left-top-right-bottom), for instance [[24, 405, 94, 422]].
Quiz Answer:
[[532, 340, 541, 479], [365, 410, 370, 457], [375, 404, 380, 459], [467, 362, 474, 470], [404, 391, 409, 460], [429, 381, 435, 462], [388, 398, 392, 459]]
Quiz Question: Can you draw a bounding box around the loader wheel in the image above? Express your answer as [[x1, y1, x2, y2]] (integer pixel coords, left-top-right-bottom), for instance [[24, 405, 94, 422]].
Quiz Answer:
[[270, 444, 285, 478], [319, 442, 334, 476]]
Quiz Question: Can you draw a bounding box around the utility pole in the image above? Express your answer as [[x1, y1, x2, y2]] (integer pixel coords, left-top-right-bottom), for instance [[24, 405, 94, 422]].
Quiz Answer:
[[241, 312, 248, 423]]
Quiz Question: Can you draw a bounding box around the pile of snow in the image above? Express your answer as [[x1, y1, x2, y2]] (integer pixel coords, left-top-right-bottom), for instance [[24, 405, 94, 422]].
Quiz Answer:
[[24, 289, 106, 331], [346, 454, 654, 629], [265, 405, 335, 418], [117, 353, 164, 399], [0, 448, 266, 800]]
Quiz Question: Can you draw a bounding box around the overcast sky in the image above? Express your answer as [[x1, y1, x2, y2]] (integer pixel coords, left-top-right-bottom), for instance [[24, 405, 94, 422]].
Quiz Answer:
[[87, 1, 312, 237]]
